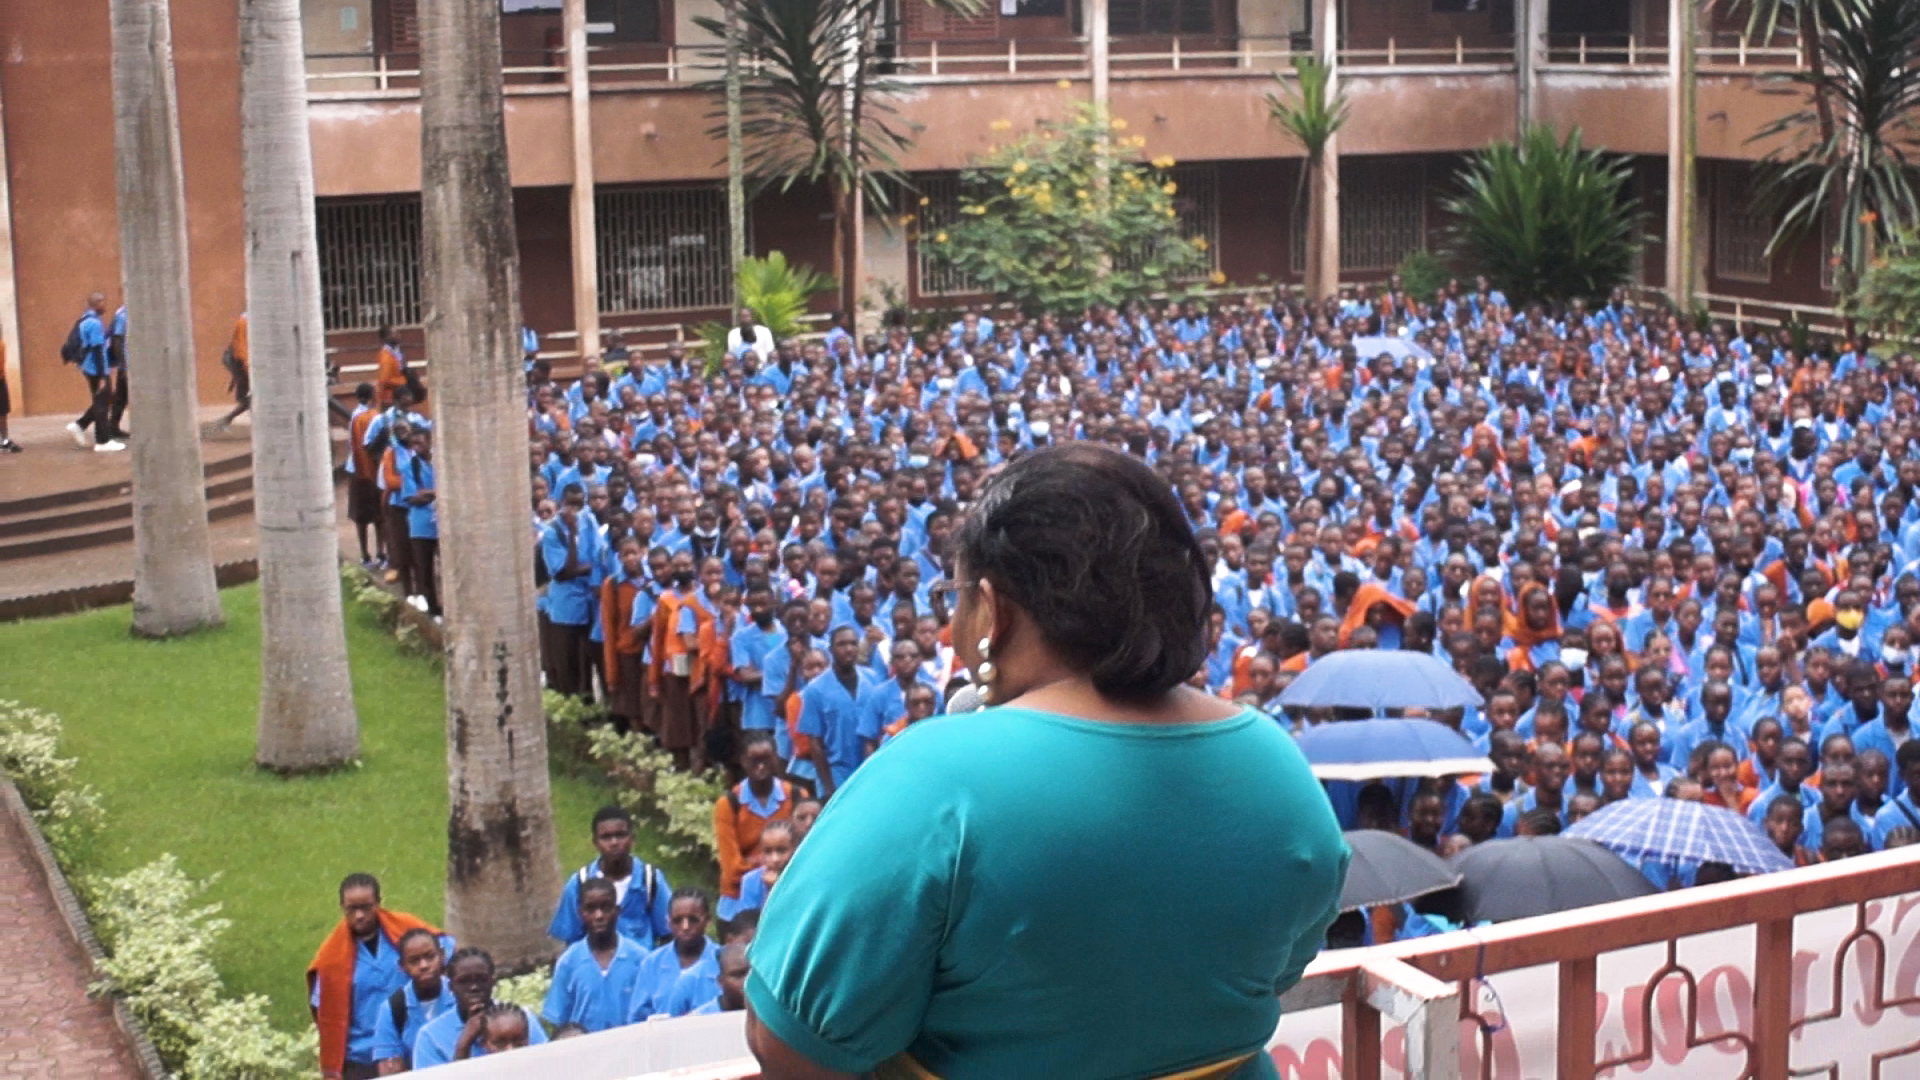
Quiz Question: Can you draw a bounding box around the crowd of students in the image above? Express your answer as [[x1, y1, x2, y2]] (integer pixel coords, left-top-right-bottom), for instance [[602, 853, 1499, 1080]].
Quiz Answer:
[[312, 275, 1920, 1070]]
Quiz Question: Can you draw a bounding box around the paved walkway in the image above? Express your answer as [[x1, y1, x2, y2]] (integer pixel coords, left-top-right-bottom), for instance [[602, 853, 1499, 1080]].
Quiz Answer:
[[0, 805, 142, 1078]]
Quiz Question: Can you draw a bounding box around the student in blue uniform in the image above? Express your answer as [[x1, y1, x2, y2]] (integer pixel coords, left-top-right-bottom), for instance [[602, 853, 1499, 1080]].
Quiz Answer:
[[627, 887, 717, 1021], [400, 428, 440, 617], [798, 626, 881, 796], [550, 805, 673, 946], [687, 944, 750, 1015], [370, 929, 454, 1072], [411, 948, 548, 1068], [542, 878, 649, 1033]]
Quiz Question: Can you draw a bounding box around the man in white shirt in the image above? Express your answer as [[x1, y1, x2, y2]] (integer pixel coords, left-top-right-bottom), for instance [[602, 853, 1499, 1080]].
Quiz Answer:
[[726, 307, 775, 363]]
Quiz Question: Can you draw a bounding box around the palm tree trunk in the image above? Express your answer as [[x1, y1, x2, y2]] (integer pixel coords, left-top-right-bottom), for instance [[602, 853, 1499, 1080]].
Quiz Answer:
[[725, 0, 747, 301], [109, 0, 223, 638], [240, 0, 360, 772], [420, 0, 562, 969]]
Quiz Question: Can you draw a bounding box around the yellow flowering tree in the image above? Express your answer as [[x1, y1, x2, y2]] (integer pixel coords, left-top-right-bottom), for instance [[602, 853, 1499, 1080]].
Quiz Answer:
[[931, 106, 1209, 314]]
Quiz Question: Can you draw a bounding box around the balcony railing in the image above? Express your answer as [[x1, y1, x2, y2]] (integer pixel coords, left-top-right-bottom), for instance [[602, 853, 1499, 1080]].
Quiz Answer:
[[1542, 30, 1805, 70], [303, 33, 1520, 98], [417, 847, 1920, 1078]]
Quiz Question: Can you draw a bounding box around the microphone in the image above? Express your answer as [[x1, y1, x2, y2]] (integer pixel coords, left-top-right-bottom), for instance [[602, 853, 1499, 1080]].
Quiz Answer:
[[946, 684, 990, 715]]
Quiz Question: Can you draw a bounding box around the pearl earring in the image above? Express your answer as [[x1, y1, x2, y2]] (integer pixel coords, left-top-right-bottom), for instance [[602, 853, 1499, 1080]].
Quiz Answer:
[[974, 636, 996, 702]]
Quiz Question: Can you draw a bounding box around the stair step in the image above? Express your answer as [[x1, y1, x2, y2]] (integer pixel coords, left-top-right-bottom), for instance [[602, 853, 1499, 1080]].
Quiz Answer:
[[0, 448, 251, 518], [0, 472, 254, 540], [0, 489, 255, 563]]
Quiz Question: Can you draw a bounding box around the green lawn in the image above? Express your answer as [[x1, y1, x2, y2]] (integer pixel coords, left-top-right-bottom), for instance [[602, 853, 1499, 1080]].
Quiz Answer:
[[0, 583, 686, 1032]]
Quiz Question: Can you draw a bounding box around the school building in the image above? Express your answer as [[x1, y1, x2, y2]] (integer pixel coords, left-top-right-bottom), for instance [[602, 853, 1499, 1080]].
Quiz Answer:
[[0, 0, 1832, 415]]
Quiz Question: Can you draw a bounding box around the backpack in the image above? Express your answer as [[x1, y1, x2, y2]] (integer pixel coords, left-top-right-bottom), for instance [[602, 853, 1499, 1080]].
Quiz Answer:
[[59, 318, 85, 365], [387, 988, 411, 1051], [577, 861, 656, 920]]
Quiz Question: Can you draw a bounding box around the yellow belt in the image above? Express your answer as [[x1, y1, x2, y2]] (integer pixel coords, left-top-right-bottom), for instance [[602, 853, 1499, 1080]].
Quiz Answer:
[[874, 1051, 1257, 1080]]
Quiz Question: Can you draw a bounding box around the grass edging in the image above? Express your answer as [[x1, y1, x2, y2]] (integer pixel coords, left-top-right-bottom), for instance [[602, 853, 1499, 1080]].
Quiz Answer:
[[0, 775, 168, 1080]]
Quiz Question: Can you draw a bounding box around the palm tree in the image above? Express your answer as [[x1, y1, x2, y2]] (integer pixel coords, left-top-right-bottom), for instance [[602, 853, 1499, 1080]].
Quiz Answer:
[[699, 0, 978, 316], [1443, 125, 1643, 308], [419, 0, 562, 967], [109, 0, 223, 638], [1267, 57, 1349, 302], [240, 0, 360, 771], [1748, 0, 1920, 294], [724, 0, 748, 302]]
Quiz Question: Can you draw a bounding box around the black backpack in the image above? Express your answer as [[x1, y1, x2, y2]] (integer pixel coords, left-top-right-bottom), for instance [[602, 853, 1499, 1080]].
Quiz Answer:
[[59, 318, 85, 365]]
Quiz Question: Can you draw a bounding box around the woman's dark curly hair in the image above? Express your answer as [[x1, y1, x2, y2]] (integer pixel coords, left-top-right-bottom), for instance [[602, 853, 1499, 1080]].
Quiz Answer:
[[955, 443, 1211, 702]]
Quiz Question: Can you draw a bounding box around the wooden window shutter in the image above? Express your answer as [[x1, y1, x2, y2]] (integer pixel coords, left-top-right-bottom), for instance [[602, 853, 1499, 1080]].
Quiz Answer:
[[903, 0, 1000, 40]]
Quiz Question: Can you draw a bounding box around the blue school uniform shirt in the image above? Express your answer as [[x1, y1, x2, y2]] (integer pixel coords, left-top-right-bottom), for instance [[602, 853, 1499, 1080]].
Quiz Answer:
[[661, 950, 723, 1017], [370, 977, 455, 1067], [627, 938, 718, 1021], [541, 516, 602, 627], [309, 933, 414, 1065], [410, 1004, 547, 1068], [798, 667, 882, 787], [745, 706, 1347, 1079], [401, 458, 437, 539], [854, 677, 917, 746], [1800, 803, 1879, 855], [736, 867, 773, 914], [548, 858, 673, 947], [1874, 792, 1920, 846], [78, 310, 111, 376], [543, 934, 649, 1033], [732, 622, 787, 732]]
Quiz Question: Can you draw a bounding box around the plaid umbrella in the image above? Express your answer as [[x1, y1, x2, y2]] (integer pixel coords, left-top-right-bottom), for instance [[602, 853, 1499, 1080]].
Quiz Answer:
[[1567, 797, 1795, 876]]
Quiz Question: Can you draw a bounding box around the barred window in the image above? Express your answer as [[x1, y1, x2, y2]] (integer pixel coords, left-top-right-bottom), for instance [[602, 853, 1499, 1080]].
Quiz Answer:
[[1169, 164, 1219, 277], [317, 197, 423, 332], [915, 174, 980, 297], [1291, 157, 1428, 274], [596, 186, 737, 314], [1109, 0, 1216, 36], [1715, 166, 1772, 284]]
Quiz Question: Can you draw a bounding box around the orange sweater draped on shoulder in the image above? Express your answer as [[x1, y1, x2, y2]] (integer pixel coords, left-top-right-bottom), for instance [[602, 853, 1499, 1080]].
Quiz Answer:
[[601, 577, 648, 691], [713, 779, 794, 899], [306, 909, 440, 1072], [1337, 582, 1415, 648]]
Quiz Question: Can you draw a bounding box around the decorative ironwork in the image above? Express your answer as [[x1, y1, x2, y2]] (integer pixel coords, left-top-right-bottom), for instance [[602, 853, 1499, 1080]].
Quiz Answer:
[[1715, 165, 1774, 284], [595, 185, 737, 315], [316, 197, 423, 332]]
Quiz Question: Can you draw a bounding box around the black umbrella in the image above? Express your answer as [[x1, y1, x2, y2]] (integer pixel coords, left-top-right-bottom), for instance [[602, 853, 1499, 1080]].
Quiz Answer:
[[1340, 830, 1462, 912], [1449, 836, 1657, 923]]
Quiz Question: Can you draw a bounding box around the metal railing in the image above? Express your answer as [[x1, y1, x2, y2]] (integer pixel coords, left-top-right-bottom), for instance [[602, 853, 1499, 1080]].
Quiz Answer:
[[592, 848, 1920, 1080], [1542, 30, 1803, 70], [304, 32, 1522, 97]]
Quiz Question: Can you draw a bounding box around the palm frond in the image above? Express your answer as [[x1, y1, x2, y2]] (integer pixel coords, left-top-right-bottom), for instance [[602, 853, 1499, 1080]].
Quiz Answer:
[[1265, 57, 1349, 161]]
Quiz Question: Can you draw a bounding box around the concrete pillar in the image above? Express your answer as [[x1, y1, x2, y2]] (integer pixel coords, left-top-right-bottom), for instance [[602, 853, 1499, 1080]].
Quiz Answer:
[[564, 0, 601, 362], [1516, 0, 1547, 132], [1089, 0, 1109, 116], [1665, 0, 1695, 310], [1312, 0, 1340, 300], [0, 77, 21, 404]]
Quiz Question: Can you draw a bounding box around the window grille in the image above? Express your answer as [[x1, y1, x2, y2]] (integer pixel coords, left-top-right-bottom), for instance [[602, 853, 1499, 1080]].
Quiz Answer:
[[1170, 164, 1219, 277], [915, 174, 980, 297], [1291, 157, 1427, 274], [317, 197, 423, 332], [1715, 165, 1773, 284], [596, 186, 737, 314], [1109, 0, 1215, 36]]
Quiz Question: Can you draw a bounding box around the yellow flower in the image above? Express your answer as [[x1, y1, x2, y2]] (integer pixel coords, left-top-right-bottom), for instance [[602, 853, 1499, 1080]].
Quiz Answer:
[[1192, 236, 1209, 251], [1012, 161, 1029, 174], [990, 119, 1013, 131], [1163, 181, 1178, 195], [1209, 270, 1227, 285], [963, 204, 987, 215], [1151, 155, 1176, 169], [1112, 117, 1129, 130], [1057, 78, 1073, 88], [1164, 207, 1176, 218], [936, 232, 949, 244], [1076, 189, 1089, 200], [919, 196, 930, 206]]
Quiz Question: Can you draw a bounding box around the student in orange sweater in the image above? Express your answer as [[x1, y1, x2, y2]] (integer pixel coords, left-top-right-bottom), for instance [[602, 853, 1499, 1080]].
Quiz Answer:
[[601, 536, 655, 734], [714, 731, 795, 923], [305, 873, 447, 1080]]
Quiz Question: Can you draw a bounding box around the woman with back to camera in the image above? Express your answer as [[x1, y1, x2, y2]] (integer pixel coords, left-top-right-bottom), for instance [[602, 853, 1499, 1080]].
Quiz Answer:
[[744, 444, 1350, 1079]]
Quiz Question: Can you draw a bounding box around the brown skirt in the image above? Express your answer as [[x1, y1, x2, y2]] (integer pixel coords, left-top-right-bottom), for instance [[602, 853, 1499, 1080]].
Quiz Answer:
[[347, 477, 383, 525], [609, 652, 647, 724], [657, 674, 694, 750]]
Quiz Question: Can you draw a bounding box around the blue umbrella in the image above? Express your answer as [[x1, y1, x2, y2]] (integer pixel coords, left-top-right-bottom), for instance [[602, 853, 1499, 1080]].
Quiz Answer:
[[1277, 650, 1485, 711], [1352, 336, 1433, 364], [1294, 718, 1493, 781], [1567, 797, 1795, 877]]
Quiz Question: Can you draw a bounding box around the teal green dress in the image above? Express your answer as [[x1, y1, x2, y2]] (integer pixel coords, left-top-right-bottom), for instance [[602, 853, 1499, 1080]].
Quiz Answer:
[[746, 706, 1350, 1079]]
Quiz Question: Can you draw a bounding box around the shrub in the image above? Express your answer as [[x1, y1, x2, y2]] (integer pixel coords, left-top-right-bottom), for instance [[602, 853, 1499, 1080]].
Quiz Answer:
[[0, 699, 104, 850], [1395, 250, 1452, 305], [90, 856, 313, 1078], [695, 252, 836, 373], [932, 105, 1210, 314], [493, 968, 554, 1013], [1443, 125, 1642, 307]]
